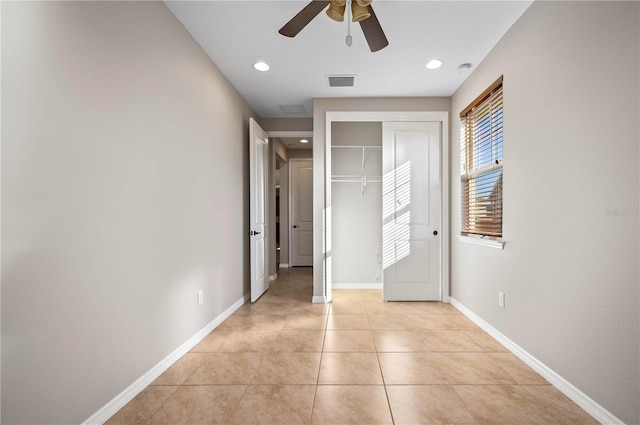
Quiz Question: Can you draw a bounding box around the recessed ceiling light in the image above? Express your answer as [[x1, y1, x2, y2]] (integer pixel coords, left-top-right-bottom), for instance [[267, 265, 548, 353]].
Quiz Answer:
[[300, 139, 309, 144], [426, 59, 443, 70], [253, 61, 270, 72]]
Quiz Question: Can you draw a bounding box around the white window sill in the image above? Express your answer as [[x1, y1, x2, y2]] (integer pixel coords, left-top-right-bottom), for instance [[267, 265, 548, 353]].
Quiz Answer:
[[457, 235, 505, 250]]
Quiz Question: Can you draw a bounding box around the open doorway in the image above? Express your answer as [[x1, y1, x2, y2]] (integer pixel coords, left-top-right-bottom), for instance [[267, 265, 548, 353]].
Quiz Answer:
[[274, 154, 287, 269], [268, 132, 313, 273]]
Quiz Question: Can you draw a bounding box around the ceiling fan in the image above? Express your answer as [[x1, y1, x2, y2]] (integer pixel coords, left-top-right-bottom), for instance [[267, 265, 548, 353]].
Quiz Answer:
[[279, 0, 389, 52]]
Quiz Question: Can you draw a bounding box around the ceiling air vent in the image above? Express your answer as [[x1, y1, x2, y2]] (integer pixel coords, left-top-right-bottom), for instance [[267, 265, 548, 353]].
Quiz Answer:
[[278, 104, 307, 114], [327, 75, 355, 88]]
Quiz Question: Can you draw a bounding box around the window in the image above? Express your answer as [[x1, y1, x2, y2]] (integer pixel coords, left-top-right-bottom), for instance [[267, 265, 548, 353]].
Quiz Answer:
[[460, 76, 503, 238]]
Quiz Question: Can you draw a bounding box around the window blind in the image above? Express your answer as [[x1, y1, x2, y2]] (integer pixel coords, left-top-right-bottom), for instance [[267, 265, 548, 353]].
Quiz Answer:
[[460, 77, 503, 237]]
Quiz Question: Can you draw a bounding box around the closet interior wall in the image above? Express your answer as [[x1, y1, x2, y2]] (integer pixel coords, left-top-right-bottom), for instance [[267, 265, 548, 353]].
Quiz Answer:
[[331, 122, 383, 287]]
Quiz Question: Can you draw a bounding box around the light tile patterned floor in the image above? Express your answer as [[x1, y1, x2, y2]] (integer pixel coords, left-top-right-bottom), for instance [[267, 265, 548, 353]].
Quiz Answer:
[[106, 267, 598, 425]]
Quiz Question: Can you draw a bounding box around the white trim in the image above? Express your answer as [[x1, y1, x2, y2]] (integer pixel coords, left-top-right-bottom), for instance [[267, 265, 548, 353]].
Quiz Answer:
[[83, 292, 250, 425], [279, 263, 290, 268], [333, 282, 383, 290], [439, 118, 450, 303], [457, 235, 505, 249], [449, 297, 623, 425], [312, 295, 326, 304], [269, 273, 278, 282], [0, 3, 3, 422], [326, 111, 447, 123], [322, 111, 450, 305]]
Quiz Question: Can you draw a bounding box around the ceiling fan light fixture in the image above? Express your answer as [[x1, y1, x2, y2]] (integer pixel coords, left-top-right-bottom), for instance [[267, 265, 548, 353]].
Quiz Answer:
[[351, 1, 371, 22], [326, 2, 346, 22], [356, 0, 373, 6]]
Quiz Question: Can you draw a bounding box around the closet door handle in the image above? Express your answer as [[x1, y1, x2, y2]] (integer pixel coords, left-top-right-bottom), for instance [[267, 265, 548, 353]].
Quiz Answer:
[[433, 230, 438, 236], [292, 225, 299, 229]]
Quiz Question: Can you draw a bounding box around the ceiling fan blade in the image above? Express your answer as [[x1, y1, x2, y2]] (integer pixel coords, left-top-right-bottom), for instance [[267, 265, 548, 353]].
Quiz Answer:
[[279, 0, 331, 38], [359, 5, 389, 52]]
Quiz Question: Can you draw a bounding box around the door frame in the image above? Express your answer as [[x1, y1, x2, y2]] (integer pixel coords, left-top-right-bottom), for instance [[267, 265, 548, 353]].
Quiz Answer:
[[267, 131, 313, 271], [288, 158, 314, 267], [316, 111, 450, 303], [274, 152, 287, 270]]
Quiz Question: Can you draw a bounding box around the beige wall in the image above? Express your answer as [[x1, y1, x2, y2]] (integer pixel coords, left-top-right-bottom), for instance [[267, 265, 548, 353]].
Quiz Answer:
[[273, 139, 289, 271], [259, 117, 313, 132], [1, 2, 256, 423], [287, 149, 312, 159], [269, 139, 288, 277], [450, 2, 639, 423]]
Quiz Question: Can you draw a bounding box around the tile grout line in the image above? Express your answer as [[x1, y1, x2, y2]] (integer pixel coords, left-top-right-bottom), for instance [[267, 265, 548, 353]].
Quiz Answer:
[[308, 307, 330, 425], [141, 385, 180, 425], [368, 296, 397, 425], [376, 342, 397, 425]]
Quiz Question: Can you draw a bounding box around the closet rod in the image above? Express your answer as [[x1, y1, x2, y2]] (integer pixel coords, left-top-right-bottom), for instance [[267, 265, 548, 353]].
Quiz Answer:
[[331, 176, 382, 182]]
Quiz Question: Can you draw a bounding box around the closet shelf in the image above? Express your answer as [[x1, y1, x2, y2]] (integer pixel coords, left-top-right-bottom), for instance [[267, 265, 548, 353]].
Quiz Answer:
[[332, 145, 381, 172], [331, 175, 382, 183], [331, 175, 382, 198], [331, 144, 382, 197], [331, 145, 382, 150]]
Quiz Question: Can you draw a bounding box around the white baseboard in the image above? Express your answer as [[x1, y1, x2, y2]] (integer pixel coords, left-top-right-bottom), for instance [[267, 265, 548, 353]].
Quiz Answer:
[[279, 263, 289, 268], [83, 292, 250, 425], [269, 273, 278, 282], [449, 297, 623, 425], [333, 282, 383, 289], [312, 295, 326, 304]]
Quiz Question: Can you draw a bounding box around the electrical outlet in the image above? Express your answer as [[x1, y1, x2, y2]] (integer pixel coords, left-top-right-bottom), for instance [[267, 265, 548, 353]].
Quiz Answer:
[[197, 290, 203, 306], [498, 291, 505, 308]]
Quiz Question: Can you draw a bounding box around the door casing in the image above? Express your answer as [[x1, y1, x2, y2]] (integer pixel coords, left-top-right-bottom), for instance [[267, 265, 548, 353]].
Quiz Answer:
[[289, 158, 314, 267], [315, 111, 450, 304]]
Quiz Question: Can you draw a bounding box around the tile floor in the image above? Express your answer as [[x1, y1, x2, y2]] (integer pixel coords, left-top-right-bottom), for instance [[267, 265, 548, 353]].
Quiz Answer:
[[106, 267, 598, 425]]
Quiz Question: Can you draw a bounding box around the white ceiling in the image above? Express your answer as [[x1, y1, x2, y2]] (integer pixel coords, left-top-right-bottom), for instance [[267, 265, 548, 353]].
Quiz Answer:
[[165, 0, 532, 118]]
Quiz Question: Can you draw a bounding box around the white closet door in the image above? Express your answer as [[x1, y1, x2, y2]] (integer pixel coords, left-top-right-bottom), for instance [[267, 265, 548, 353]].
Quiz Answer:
[[382, 121, 441, 301]]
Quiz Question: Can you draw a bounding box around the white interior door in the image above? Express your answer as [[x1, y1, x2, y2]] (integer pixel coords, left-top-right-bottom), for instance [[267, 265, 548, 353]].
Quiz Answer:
[[290, 159, 313, 266], [249, 118, 269, 302], [382, 121, 441, 301]]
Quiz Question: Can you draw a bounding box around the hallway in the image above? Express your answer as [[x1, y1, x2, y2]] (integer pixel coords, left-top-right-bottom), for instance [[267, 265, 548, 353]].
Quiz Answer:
[[107, 267, 597, 424]]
